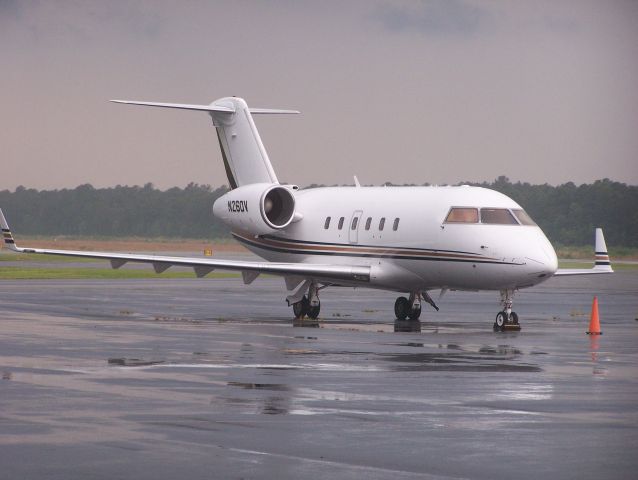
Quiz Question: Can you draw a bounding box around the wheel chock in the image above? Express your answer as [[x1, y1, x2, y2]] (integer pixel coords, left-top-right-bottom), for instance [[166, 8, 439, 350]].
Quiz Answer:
[[293, 318, 320, 328], [493, 323, 522, 332], [394, 319, 422, 333]]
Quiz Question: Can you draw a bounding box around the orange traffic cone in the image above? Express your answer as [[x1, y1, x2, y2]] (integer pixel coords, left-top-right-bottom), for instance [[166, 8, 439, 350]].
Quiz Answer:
[[587, 296, 602, 335]]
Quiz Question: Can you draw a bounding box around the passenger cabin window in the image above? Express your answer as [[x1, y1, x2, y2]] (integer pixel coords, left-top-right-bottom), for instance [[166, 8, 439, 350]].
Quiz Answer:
[[393, 218, 400, 231], [338, 217, 344, 230], [379, 217, 386, 231], [512, 209, 537, 226], [480, 208, 518, 225], [365, 217, 372, 230], [351, 217, 358, 230], [445, 207, 478, 223], [324, 216, 331, 229]]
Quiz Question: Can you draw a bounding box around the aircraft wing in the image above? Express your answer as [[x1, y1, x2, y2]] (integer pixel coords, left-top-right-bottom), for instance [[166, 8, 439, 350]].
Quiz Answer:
[[0, 209, 370, 284], [553, 228, 613, 276], [554, 268, 612, 276]]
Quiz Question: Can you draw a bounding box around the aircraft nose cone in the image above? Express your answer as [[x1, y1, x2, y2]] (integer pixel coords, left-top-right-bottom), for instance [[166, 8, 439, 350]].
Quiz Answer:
[[537, 234, 558, 276], [522, 231, 558, 282]]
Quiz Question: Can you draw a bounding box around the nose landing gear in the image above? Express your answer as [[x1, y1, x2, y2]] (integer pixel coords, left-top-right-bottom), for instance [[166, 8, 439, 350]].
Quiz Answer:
[[494, 289, 521, 332]]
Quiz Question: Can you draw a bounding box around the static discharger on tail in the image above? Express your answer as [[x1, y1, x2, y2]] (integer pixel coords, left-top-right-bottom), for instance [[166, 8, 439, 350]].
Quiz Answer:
[[0, 96, 614, 331]]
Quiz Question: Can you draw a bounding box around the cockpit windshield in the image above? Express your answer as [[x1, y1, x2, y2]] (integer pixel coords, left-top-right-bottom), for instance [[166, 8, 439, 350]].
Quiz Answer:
[[512, 209, 537, 226], [444, 207, 537, 226], [480, 208, 518, 225], [444, 208, 478, 223]]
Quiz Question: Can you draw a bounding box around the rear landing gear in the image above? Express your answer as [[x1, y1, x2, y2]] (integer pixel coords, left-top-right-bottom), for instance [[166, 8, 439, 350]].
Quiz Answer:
[[394, 295, 421, 332], [394, 292, 438, 321], [290, 282, 321, 324], [394, 296, 422, 321], [292, 295, 310, 318], [292, 295, 321, 319], [308, 302, 321, 320], [394, 296, 410, 320], [494, 289, 521, 332]]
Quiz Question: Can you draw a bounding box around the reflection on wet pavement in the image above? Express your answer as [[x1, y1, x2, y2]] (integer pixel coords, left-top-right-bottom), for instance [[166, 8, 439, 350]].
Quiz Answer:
[[0, 275, 637, 479]]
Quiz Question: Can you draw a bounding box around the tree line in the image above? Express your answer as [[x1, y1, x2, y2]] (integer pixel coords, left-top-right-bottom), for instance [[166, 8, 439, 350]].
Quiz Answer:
[[0, 183, 230, 239], [0, 178, 636, 247], [473, 177, 637, 247]]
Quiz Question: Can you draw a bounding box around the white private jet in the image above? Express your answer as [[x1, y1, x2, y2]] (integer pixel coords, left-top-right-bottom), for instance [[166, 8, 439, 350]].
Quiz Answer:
[[0, 96, 613, 330]]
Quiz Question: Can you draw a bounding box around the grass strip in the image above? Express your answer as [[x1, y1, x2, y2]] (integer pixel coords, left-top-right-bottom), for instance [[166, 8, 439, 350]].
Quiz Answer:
[[0, 266, 240, 280], [557, 261, 637, 271], [0, 253, 96, 263]]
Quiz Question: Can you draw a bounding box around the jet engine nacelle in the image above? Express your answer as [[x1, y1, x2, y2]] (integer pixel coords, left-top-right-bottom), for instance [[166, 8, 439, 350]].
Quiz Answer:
[[212, 183, 297, 235]]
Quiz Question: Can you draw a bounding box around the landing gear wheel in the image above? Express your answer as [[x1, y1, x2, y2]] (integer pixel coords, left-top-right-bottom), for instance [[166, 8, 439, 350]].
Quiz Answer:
[[308, 302, 321, 320], [394, 296, 410, 320], [494, 311, 507, 331], [293, 296, 310, 319], [408, 305, 422, 320], [495, 289, 520, 331], [494, 311, 520, 331]]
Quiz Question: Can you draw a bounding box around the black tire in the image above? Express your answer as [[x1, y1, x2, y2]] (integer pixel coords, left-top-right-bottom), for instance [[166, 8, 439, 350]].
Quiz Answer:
[[408, 305, 422, 320], [293, 296, 309, 318], [495, 311, 507, 328], [308, 303, 321, 320], [510, 311, 519, 325], [394, 296, 410, 320]]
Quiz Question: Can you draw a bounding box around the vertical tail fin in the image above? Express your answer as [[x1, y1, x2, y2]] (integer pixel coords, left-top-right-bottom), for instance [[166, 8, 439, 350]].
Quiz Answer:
[[111, 97, 299, 189]]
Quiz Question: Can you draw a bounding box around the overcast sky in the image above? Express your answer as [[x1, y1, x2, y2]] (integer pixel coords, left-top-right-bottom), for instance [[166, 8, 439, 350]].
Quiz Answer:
[[1, 0, 637, 190]]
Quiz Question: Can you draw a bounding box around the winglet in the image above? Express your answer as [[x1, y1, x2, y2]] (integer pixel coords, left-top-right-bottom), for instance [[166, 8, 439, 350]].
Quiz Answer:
[[594, 228, 613, 273], [554, 227, 613, 276], [0, 209, 19, 252]]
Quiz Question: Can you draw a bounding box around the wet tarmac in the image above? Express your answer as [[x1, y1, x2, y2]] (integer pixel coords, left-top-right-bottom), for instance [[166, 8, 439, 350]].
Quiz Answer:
[[0, 273, 637, 479]]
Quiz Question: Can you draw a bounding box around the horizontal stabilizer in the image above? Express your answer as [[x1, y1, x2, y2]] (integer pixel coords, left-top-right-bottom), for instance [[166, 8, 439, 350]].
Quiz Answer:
[[110, 100, 235, 113], [111, 100, 299, 115], [249, 108, 300, 115], [112, 96, 298, 189]]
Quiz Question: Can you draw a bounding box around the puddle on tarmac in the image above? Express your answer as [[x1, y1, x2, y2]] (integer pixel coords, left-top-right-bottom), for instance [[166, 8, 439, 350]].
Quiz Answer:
[[380, 352, 541, 372], [478, 346, 523, 356], [379, 344, 538, 372], [227, 382, 289, 391], [107, 358, 165, 367], [224, 382, 291, 415]]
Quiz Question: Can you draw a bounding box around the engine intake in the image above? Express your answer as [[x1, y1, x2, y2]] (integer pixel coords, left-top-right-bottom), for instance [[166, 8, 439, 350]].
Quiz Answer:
[[262, 186, 295, 228], [213, 183, 297, 235]]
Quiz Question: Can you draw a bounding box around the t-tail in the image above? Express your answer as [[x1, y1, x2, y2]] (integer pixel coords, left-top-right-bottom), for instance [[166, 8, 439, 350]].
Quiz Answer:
[[110, 97, 299, 189]]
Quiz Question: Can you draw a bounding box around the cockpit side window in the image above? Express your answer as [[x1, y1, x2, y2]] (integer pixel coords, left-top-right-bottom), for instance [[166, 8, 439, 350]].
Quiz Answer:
[[512, 209, 537, 226], [480, 208, 518, 225], [445, 207, 479, 223]]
